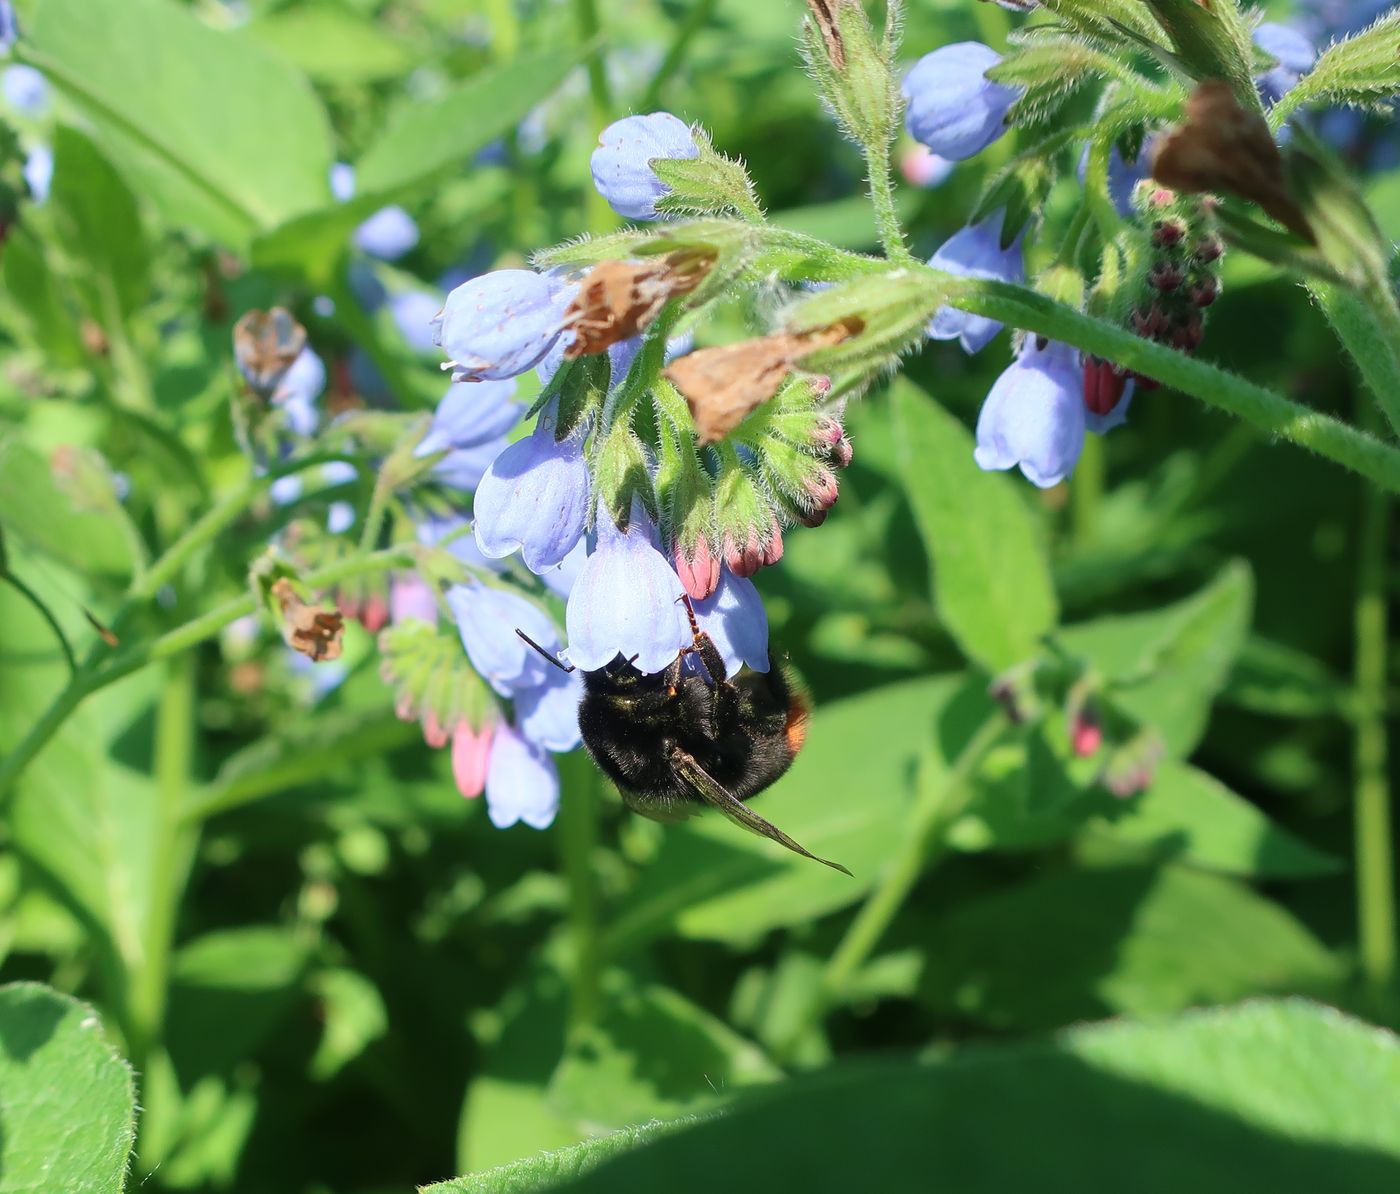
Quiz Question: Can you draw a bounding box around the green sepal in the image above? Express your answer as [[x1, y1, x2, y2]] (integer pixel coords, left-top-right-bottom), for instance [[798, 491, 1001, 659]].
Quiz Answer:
[[968, 127, 1076, 247], [594, 419, 657, 531], [785, 266, 945, 373], [378, 619, 498, 736], [651, 129, 763, 221], [1140, 0, 1261, 111], [1270, 11, 1400, 117]]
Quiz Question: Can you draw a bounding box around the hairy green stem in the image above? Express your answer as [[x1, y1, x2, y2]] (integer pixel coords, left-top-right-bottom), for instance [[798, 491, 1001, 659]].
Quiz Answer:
[[559, 755, 603, 1036], [126, 656, 197, 1069], [818, 715, 1006, 1005], [1353, 395, 1395, 1003], [1311, 279, 1400, 440], [0, 547, 414, 803], [940, 274, 1400, 493], [866, 146, 911, 262]]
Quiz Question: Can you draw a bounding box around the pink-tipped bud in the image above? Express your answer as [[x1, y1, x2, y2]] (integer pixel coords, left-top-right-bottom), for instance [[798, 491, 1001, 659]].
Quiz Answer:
[[724, 529, 764, 579], [808, 375, 832, 400], [1084, 357, 1128, 418], [675, 535, 721, 600], [1147, 188, 1175, 210], [1071, 713, 1103, 759], [423, 712, 449, 750], [1148, 262, 1184, 292], [812, 416, 845, 448], [1193, 235, 1223, 264], [1189, 277, 1218, 308], [795, 504, 828, 529], [360, 595, 389, 634], [804, 467, 840, 511], [395, 694, 416, 723], [1171, 314, 1204, 352], [761, 520, 784, 568], [451, 721, 494, 799], [1151, 218, 1185, 248]]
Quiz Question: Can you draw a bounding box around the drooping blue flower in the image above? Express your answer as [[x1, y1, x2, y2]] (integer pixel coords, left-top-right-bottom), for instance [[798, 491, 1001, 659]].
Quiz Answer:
[[1254, 23, 1317, 107], [416, 379, 524, 492], [693, 567, 769, 676], [473, 415, 590, 573], [974, 339, 1087, 489], [446, 581, 563, 696], [22, 143, 51, 205], [925, 210, 1024, 354], [434, 270, 575, 382], [902, 42, 1019, 162], [354, 205, 420, 261], [514, 665, 584, 752], [390, 289, 442, 355], [272, 347, 326, 437], [538, 537, 588, 599], [590, 112, 699, 221], [565, 500, 690, 675], [416, 512, 506, 574], [3, 65, 48, 116], [484, 720, 560, 829]]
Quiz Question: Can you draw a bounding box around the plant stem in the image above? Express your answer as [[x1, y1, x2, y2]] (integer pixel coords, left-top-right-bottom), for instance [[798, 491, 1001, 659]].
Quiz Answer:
[[1311, 279, 1400, 441], [1353, 394, 1395, 1005], [127, 655, 197, 1070], [866, 145, 911, 262], [819, 715, 1005, 1005], [939, 274, 1400, 494], [559, 754, 603, 1037], [0, 571, 77, 674], [0, 547, 414, 803]]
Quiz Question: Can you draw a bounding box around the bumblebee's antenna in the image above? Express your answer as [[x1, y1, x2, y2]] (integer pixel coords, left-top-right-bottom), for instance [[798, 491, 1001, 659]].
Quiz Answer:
[[515, 628, 575, 673]]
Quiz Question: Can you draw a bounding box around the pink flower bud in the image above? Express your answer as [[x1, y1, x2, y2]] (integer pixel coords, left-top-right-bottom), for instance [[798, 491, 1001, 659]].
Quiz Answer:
[[675, 534, 721, 600], [1148, 261, 1184, 292], [804, 467, 840, 511], [724, 529, 764, 579], [1083, 357, 1128, 418], [390, 575, 439, 626], [1193, 235, 1223, 264], [761, 521, 784, 567], [360, 595, 389, 633], [812, 416, 845, 448], [452, 720, 494, 799], [1189, 277, 1218, 308], [1070, 713, 1103, 758], [424, 712, 449, 750], [1151, 218, 1185, 248]]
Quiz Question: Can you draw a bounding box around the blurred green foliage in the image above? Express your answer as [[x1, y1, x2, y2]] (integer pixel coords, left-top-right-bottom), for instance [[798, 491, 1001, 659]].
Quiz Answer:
[[1, 1, 1398, 1192]]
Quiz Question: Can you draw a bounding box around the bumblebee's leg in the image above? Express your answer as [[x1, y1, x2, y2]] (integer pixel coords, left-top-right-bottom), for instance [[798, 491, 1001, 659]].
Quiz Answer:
[[675, 594, 728, 684]]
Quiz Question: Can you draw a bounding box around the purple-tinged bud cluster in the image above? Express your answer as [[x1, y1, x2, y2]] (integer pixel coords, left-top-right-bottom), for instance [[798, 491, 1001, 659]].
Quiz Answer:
[[925, 210, 1025, 355], [902, 42, 1018, 162], [590, 112, 699, 221], [433, 269, 576, 382]]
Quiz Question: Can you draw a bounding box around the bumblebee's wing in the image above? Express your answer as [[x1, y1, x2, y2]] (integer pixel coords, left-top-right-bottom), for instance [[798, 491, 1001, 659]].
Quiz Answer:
[[670, 748, 851, 876]]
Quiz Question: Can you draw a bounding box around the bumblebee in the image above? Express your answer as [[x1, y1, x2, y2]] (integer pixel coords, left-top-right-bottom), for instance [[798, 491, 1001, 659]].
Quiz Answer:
[[518, 600, 849, 873]]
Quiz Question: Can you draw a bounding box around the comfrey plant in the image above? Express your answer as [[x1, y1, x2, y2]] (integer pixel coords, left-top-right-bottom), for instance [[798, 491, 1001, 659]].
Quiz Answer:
[[6, 0, 1400, 856]]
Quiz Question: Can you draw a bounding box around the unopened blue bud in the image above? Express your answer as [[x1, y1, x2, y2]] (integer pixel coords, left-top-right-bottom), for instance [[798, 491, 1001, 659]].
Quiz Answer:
[[590, 112, 699, 220], [433, 270, 574, 383], [902, 42, 1018, 162]]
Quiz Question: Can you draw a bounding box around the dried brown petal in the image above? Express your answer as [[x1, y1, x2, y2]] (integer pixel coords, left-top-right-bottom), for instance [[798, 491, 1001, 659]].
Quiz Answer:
[[562, 252, 711, 360], [1151, 80, 1314, 242], [233, 307, 307, 395], [664, 320, 858, 445], [805, 0, 845, 69], [272, 577, 345, 663]]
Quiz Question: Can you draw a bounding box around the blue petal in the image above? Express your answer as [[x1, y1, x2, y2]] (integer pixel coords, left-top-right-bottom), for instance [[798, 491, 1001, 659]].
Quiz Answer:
[[590, 112, 699, 220], [974, 340, 1086, 489], [434, 270, 574, 382], [417, 379, 524, 456], [485, 721, 560, 829], [355, 205, 420, 260], [903, 43, 1018, 162], [538, 538, 588, 599], [926, 211, 1023, 354], [565, 503, 690, 674], [473, 424, 591, 572], [514, 666, 584, 752], [694, 568, 769, 675], [446, 582, 562, 696]]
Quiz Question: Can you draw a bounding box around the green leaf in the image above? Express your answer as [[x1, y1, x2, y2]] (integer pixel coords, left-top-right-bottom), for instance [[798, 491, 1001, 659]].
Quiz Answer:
[[27, 0, 334, 248], [308, 969, 388, 1081], [1059, 562, 1254, 755], [355, 50, 576, 197], [528, 1001, 1400, 1194], [48, 126, 149, 321], [892, 380, 1058, 672], [0, 440, 134, 578], [425, 1122, 685, 1194], [239, 3, 416, 83], [1089, 761, 1342, 878], [0, 230, 87, 367], [609, 675, 969, 951], [0, 982, 137, 1193], [1283, 12, 1400, 112], [1223, 635, 1354, 718], [914, 864, 1341, 1030]]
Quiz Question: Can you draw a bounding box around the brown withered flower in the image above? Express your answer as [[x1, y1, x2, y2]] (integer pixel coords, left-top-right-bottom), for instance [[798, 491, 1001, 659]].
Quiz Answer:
[[561, 251, 712, 360], [664, 319, 859, 445], [233, 307, 307, 397], [1151, 80, 1314, 242], [272, 577, 345, 663]]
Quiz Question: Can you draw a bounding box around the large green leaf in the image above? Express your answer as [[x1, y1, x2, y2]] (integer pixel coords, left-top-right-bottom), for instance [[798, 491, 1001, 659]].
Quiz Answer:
[[26, 0, 333, 248], [892, 380, 1058, 672], [1059, 562, 1254, 755], [506, 1000, 1400, 1194], [0, 983, 137, 1193], [609, 675, 976, 950], [1088, 761, 1341, 878], [239, 3, 416, 83], [48, 126, 149, 321], [914, 864, 1341, 1030]]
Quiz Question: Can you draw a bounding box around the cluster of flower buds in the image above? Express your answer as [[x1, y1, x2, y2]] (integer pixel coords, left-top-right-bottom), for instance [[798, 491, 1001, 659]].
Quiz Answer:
[[1123, 184, 1224, 391]]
